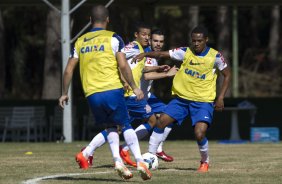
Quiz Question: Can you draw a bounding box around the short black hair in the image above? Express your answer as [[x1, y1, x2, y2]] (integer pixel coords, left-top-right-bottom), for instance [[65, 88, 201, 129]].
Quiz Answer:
[[191, 26, 208, 38], [134, 21, 151, 33], [90, 5, 109, 24], [151, 29, 164, 36]]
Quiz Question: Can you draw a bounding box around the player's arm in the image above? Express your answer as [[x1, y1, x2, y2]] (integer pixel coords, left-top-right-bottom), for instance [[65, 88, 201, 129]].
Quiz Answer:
[[118, 67, 127, 85], [59, 57, 79, 108], [113, 34, 143, 99], [118, 68, 130, 94], [214, 53, 231, 111], [132, 51, 170, 63], [143, 65, 171, 73], [117, 52, 144, 100], [143, 65, 162, 73], [143, 65, 179, 80], [216, 66, 231, 101]]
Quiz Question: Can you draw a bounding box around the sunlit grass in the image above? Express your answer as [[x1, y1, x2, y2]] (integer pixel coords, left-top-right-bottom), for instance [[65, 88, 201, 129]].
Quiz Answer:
[[0, 141, 281, 184]]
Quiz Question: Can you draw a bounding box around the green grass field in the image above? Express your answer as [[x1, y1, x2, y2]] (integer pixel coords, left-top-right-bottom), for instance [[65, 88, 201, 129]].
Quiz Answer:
[[0, 141, 281, 184]]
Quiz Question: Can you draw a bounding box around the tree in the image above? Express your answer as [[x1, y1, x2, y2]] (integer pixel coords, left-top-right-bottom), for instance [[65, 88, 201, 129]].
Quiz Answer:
[[42, 9, 61, 99], [268, 5, 280, 96], [0, 9, 5, 98], [216, 6, 231, 97], [250, 6, 261, 47], [268, 5, 280, 63], [187, 6, 199, 43]]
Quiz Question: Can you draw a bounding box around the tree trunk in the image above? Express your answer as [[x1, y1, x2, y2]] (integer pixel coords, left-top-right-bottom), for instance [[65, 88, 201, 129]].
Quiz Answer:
[[216, 6, 231, 97], [250, 6, 260, 47], [177, 6, 199, 46], [0, 10, 5, 98], [42, 9, 61, 99], [268, 5, 280, 63], [187, 6, 199, 44], [268, 5, 280, 96]]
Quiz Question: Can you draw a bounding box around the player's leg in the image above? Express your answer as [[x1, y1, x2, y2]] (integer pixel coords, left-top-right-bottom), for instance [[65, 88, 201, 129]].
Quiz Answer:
[[127, 97, 155, 140], [81, 88, 133, 179], [136, 114, 156, 136], [120, 97, 155, 167], [190, 101, 214, 172], [75, 92, 110, 170], [106, 126, 133, 180], [148, 94, 174, 161], [156, 123, 174, 162], [77, 90, 116, 169], [120, 114, 156, 167], [148, 113, 174, 154], [194, 122, 209, 172], [122, 125, 151, 180], [148, 98, 189, 154], [100, 89, 138, 179], [81, 130, 108, 166], [80, 119, 124, 165], [116, 95, 151, 180], [157, 125, 173, 152], [123, 114, 156, 150]]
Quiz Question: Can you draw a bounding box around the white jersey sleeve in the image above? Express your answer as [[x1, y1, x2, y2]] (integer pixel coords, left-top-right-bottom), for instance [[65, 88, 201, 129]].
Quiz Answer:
[[112, 33, 125, 56], [111, 37, 119, 54], [168, 47, 187, 61], [72, 48, 79, 59], [145, 57, 158, 67], [215, 52, 228, 71], [121, 42, 140, 60], [121, 42, 142, 69]]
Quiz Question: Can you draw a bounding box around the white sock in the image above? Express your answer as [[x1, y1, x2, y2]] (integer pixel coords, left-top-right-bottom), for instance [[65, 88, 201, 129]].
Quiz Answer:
[[107, 128, 122, 163], [122, 123, 152, 151], [135, 123, 152, 140], [83, 130, 107, 157], [157, 126, 172, 153], [157, 142, 164, 153], [148, 128, 164, 154], [123, 128, 143, 162], [197, 138, 209, 163]]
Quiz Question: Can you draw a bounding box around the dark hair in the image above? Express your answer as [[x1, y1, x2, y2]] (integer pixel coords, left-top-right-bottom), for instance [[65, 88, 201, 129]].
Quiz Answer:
[[90, 5, 109, 23], [151, 29, 164, 36], [191, 26, 208, 38], [134, 21, 151, 33]]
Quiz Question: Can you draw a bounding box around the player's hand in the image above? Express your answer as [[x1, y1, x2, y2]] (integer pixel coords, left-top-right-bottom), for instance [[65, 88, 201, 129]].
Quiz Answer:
[[131, 53, 146, 64], [133, 88, 144, 100], [58, 94, 69, 109], [166, 65, 179, 77], [123, 82, 130, 94], [214, 98, 224, 111], [158, 65, 171, 72]]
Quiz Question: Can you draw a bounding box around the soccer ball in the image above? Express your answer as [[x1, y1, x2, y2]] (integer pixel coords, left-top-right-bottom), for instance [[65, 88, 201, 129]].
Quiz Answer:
[[142, 152, 159, 170]]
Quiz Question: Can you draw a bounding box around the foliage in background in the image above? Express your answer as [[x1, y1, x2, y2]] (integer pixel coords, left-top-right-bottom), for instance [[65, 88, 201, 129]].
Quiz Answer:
[[0, 4, 281, 100], [2, 7, 47, 99]]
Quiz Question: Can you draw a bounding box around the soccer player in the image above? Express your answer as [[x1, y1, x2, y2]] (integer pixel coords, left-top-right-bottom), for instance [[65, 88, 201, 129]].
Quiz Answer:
[[132, 26, 231, 172], [79, 24, 177, 168], [77, 22, 157, 168], [141, 29, 178, 162], [119, 26, 179, 166], [58, 5, 151, 180]]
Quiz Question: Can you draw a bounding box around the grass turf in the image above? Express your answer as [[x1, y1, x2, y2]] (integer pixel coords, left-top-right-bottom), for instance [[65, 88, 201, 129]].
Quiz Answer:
[[0, 141, 281, 184]]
